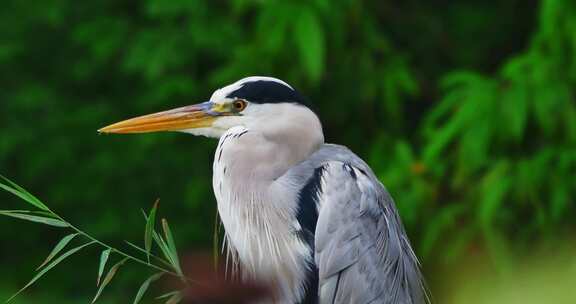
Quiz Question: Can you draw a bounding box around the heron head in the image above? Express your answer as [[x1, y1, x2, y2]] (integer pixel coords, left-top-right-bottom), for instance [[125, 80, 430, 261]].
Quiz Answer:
[[98, 76, 317, 139]]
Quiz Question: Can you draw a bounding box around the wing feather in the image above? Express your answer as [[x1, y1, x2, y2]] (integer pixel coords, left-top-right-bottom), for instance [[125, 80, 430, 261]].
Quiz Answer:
[[284, 144, 428, 304], [314, 158, 427, 304]]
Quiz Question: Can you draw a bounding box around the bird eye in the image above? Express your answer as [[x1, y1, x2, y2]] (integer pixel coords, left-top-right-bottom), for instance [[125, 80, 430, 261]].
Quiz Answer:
[[232, 99, 247, 112]]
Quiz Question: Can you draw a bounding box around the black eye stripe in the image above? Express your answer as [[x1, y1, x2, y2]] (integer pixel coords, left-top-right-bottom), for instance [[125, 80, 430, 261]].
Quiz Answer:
[[226, 80, 307, 105]]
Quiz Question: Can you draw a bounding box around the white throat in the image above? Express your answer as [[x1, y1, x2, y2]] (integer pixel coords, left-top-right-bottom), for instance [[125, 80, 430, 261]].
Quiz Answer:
[[210, 105, 323, 302]]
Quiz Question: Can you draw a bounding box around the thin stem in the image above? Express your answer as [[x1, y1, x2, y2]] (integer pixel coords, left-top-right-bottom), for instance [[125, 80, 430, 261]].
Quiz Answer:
[[45, 210, 198, 284], [0, 177, 204, 286], [67, 221, 179, 276], [125, 241, 174, 269]]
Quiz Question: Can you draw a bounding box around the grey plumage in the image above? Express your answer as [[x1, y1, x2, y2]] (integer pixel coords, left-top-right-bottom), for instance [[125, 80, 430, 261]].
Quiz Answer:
[[281, 144, 427, 304]]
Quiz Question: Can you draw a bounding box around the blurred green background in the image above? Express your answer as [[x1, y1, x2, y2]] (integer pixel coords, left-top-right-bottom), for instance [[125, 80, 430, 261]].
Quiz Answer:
[[1, 0, 575, 303]]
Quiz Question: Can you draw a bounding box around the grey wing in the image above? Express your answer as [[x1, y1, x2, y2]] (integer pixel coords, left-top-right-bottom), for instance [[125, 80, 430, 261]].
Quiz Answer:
[[312, 146, 427, 304]]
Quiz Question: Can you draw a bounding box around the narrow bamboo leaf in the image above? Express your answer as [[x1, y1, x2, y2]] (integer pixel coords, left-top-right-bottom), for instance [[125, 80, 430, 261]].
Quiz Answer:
[[133, 273, 164, 304], [156, 291, 180, 300], [153, 231, 174, 267], [0, 175, 49, 211], [0, 184, 42, 211], [161, 219, 182, 275], [0, 211, 68, 227], [0, 210, 58, 219], [0, 210, 49, 215], [92, 257, 129, 303], [161, 219, 177, 259], [6, 241, 95, 303], [165, 292, 182, 304], [97, 249, 112, 286], [144, 200, 159, 263], [37, 233, 79, 270]]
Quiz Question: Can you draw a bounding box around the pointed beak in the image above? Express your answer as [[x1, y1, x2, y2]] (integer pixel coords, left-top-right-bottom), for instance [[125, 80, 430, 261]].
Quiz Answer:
[[98, 102, 219, 134]]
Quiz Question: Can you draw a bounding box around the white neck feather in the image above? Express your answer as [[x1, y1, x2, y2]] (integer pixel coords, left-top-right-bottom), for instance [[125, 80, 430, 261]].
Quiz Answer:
[[211, 105, 323, 302]]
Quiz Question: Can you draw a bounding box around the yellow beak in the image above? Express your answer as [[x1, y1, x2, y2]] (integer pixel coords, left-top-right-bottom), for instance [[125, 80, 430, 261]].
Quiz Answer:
[[98, 102, 217, 134]]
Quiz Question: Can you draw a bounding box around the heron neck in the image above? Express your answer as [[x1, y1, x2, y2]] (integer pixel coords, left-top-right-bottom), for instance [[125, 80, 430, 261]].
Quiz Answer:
[[249, 104, 324, 179], [212, 112, 323, 302]]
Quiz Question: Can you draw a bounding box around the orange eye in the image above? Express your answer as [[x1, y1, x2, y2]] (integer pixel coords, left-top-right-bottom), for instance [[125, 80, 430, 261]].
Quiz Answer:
[[232, 99, 247, 112]]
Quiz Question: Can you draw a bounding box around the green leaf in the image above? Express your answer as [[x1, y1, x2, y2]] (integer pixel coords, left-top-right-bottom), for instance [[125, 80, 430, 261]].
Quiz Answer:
[[92, 257, 129, 303], [6, 241, 95, 303], [0, 175, 49, 211], [0, 210, 56, 217], [161, 219, 177, 258], [153, 232, 172, 263], [152, 231, 186, 280], [156, 290, 181, 300], [165, 292, 182, 304], [37, 233, 79, 270], [133, 273, 163, 304], [161, 219, 182, 275], [0, 211, 68, 227], [153, 231, 178, 271], [294, 8, 325, 82], [97, 249, 112, 286], [478, 162, 510, 226], [145, 200, 159, 263]]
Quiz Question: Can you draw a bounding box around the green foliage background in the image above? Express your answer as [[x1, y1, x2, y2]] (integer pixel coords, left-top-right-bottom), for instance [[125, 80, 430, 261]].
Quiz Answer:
[[1, 0, 575, 302]]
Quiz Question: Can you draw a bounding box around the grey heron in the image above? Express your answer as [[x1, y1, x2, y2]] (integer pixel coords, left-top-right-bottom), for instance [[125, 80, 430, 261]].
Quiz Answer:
[[99, 76, 428, 304]]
